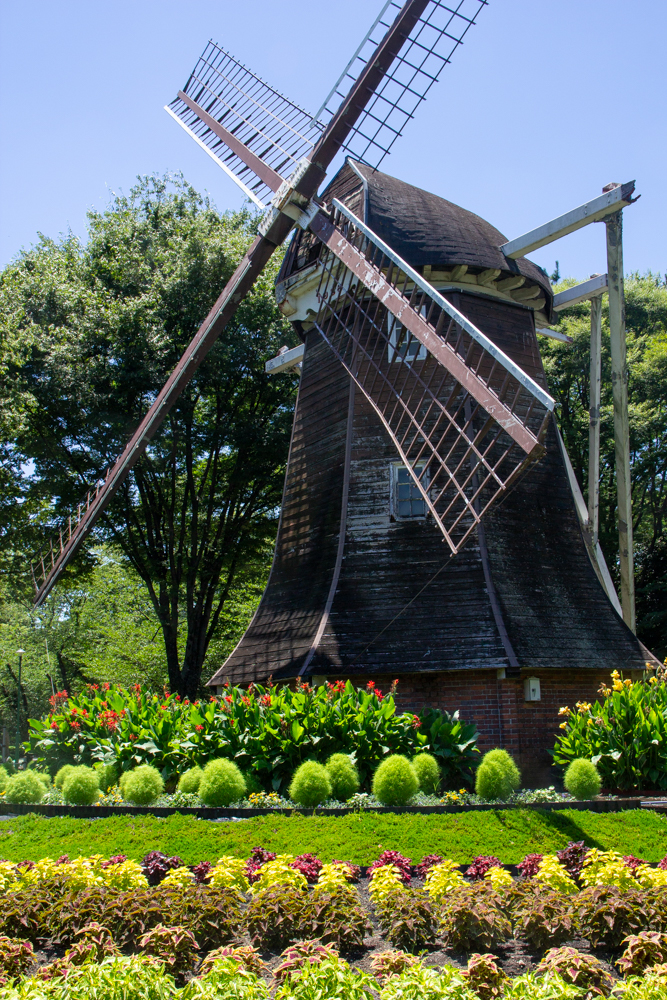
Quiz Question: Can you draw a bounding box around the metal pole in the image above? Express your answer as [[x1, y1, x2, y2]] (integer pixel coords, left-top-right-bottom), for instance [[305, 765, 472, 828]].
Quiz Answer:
[[15, 649, 24, 770], [588, 294, 603, 545], [605, 208, 635, 631]]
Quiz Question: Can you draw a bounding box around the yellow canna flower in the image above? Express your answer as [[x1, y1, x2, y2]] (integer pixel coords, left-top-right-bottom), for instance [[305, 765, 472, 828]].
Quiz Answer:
[[559, 722, 568, 730], [558, 706, 571, 717], [650, 676, 659, 686], [613, 679, 624, 692], [624, 678, 632, 688]]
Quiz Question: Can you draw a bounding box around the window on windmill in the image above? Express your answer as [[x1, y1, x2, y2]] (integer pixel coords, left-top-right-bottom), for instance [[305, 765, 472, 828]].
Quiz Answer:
[[392, 464, 428, 519], [387, 310, 427, 363]]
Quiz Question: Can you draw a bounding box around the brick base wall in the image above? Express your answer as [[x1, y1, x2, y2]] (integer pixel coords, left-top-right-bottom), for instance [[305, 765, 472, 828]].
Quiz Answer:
[[332, 668, 631, 787]]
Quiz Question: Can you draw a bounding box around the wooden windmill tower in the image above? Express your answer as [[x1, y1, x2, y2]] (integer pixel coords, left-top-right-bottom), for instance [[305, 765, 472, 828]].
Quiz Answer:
[[32, 1, 654, 777]]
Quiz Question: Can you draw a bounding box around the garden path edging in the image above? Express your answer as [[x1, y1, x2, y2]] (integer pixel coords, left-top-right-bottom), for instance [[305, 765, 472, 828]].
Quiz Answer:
[[0, 797, 643, 820]]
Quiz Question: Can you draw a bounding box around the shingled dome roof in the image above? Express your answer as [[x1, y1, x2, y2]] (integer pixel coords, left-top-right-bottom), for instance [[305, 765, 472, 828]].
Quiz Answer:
[[338, 159, 553, 306]]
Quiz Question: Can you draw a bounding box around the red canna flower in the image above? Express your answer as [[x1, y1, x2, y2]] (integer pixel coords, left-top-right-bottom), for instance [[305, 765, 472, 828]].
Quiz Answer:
[[195, 724, 204, 732]]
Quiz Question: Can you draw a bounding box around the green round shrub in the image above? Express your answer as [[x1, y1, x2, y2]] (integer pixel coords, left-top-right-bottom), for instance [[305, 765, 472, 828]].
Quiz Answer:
[[120, 765, 164, 805], [324, 753, 359, 801], [412, 753, 441, 795], [372, 754, 418, 806], [475, 760, 513, 801], [95, 762, 118, 793], [32, 771, 51, 790], [55, 764, 76, 790], [177, 766, 204, 795], [62, 765, 100, 805], [4, 770, 45, 804], [289, 761, 332, 807], [482, 749, 521, 792], [0, 765, 8, 793], [564, 758, 602, 800], [198, 759, 246, 807]]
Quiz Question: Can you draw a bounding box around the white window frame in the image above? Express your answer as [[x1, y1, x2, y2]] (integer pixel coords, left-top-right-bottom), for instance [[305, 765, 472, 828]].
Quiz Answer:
[[387, 309, 428, 363], [391, 462, 429, 520]]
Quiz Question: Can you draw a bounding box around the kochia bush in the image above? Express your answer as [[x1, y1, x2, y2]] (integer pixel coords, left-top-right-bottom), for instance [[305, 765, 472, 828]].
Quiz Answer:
[[55, 764, 75, 790], [178, 766, 203, 795], [482, 749, 521, 792], [325, 754, 359, 801], [411, 753, 440, 794], [564, 758, 601, 800], [289, 762, 332, 807], [199, 759, 246, 807], [372, 755, 418, 806], [4, 770, 45, 804], [475, 760, 512, 802], [62, 765, 100, 805], [120, 765, 164, 805]]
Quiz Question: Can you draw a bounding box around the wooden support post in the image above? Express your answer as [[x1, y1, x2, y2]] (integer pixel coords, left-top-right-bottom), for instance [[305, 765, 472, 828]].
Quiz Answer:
[[588, 294, 603, 546], [606, 208, 635, 631]]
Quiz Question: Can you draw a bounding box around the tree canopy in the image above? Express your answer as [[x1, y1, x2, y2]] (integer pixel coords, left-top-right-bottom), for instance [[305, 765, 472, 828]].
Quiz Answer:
[[542, 273, 667, 655], [0, 175, 298, 698]]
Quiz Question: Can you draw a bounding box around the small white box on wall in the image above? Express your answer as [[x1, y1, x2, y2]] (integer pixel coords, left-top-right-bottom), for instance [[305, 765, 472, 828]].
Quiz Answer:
[[524, 676, 541, 702]]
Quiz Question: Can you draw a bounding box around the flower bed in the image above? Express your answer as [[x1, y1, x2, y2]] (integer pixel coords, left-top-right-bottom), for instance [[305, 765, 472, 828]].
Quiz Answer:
[[2, 845, 667, 997], [27, 681, 479, 793]]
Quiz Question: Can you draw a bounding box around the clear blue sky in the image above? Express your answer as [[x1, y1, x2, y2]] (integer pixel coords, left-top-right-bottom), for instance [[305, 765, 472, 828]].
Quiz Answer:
[[1, 1, 665, 281]]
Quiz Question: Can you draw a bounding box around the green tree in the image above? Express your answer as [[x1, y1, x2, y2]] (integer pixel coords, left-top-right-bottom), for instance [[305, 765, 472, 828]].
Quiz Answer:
[[0, 175, 298, 698], [542, 273, 667, 655]]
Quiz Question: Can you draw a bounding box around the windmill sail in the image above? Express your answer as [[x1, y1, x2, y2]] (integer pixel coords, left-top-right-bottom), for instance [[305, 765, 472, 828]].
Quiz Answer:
[[308, 199, 555, 553], [316, 0, 488, 170]]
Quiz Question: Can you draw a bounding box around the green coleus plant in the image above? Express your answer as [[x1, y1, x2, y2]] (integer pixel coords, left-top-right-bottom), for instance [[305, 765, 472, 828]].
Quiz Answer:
[[138, 923, 200, 977]]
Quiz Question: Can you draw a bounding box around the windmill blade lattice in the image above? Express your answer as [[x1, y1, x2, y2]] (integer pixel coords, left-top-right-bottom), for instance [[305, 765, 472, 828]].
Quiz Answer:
[[167, 42, 323, 206], [309, 200, 554, 553], [316, 0, 488, 170]]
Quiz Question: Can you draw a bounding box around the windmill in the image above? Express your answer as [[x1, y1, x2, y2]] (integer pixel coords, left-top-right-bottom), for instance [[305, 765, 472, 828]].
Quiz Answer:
[[31, 0, 654, 776]]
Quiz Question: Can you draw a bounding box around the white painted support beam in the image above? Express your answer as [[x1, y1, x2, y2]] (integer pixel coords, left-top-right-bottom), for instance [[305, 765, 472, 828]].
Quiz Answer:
[[553, 273, 609, 311], [265, 343, 305, 374], [588, 296, 603, 546], [500, 181, 636, 259], [536, 327, 573, 343], [606, 211, 635, 631]]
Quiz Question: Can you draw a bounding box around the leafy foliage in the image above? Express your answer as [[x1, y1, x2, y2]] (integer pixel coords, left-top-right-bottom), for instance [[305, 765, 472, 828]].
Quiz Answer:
[[245, 885, 312, 951], [463, 953, 509, 1000], [1, 176, 298, 699], [377, 887, 437, 952], [575, 885, 649, 948], [617, 931, 667, 975], [0, 936, 34, 986], [512, 891, 575, 951], [370, 950, 419, 984], [310, 884, 371, 951], [273, 956, 375, 1000], [439, 888, 512, 952], [273, 940, 339, 983], [198, 945, 265, 979], [536, 947, 614, 994], [138, 924, 199, 977]]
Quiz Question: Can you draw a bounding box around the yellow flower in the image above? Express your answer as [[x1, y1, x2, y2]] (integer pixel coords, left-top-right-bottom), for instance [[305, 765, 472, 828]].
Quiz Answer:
[[587, 718, 594, 726], [601, 686, 612, 698], [613, 680, 624, 692], [576, 701, 591, 713], [558, 707, 571, 717], [650, 676, 659, 686], [559, 722, 568, 730], [611, 670, 621, 680], [624, 678, 632, 688]]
